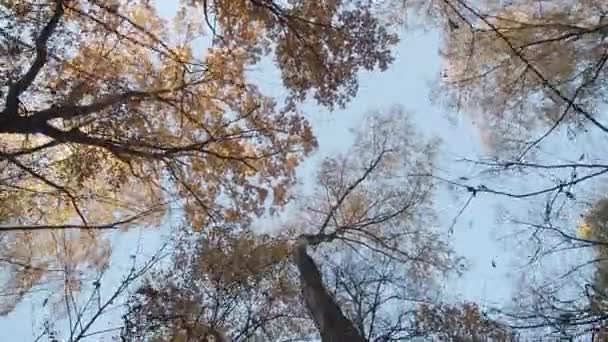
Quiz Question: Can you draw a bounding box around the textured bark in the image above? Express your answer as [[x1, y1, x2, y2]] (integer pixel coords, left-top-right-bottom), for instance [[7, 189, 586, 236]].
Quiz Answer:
[[293, 235, 367, 342]]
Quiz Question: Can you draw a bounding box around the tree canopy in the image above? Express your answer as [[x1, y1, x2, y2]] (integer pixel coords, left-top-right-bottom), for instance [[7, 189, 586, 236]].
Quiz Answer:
[[417, 0, 608, 339], [5, 0, 608, 341], [0, 0, 396, 316], [122, 107, 461, 342]]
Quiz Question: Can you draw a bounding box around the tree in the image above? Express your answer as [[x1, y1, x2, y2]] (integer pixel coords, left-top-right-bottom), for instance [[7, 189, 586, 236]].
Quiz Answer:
[[322, 253, 425, 340], [121, 228, 310, 342], [0, 0, 397, 314], [31, 241, 168, 342], [288, 106, 458, 341], [121, 107, 460, 341], [434, 0, 608, 155], [392, 0, 608, 339], [0, 229, 111, 315], [414, 302, 515, 341]]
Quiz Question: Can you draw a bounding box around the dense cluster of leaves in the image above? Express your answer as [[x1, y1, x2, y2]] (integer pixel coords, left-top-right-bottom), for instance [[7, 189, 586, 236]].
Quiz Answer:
[[121, 229, 308, 341], [415, 302, 514, 341], [7, 0, 608, 340], [122, 107, 463, 341], [0, 0, 397, 315], [435, 0, 608, 154]]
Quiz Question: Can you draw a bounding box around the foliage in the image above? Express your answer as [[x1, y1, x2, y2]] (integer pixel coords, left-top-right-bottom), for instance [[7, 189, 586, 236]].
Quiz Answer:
[[121, 228, 310, 342], [401, 0, 608, 339], [12, 0, 608, 340], [415, 302, 514, 341], [432, 0, 608, 154], [122, 107, 460, 341], [576, 199, 608, 317], [283, 107, 459, 340], [0, 0, 397, 315], [0, 229, 111, 315]]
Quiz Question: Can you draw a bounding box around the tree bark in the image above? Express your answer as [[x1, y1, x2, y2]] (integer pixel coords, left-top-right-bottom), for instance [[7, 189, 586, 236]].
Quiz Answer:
[[292, 235, 367, 342]]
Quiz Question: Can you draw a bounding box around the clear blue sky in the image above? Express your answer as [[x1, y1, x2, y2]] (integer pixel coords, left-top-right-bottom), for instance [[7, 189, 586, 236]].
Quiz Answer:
[[0, 6, 515, 341]]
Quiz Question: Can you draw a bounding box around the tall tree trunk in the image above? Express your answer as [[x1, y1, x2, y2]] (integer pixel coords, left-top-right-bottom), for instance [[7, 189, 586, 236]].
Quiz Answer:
[[292, 235, 367, 342]]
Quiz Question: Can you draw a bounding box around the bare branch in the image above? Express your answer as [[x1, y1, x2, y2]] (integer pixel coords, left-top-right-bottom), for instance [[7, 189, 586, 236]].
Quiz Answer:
[[318, 148, 390, 235], [0, 205, 162, 232], [448, 0, 608, 136]]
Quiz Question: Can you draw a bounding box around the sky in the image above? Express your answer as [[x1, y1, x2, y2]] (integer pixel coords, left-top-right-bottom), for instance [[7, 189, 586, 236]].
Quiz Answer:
[[249, 30, 513, 306], [0, 5, 516, 341]]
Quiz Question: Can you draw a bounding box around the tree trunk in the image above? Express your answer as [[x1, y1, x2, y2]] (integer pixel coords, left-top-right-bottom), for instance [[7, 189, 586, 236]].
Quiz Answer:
[[292, 235, 367, 342]]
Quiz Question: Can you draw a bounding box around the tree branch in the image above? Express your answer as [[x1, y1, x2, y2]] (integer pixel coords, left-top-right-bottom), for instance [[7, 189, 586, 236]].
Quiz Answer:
[[318, 148, 390, 235], [0, 206, 160, 231], [3, 0, 64, 117], [449, 0, 608, 135]]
